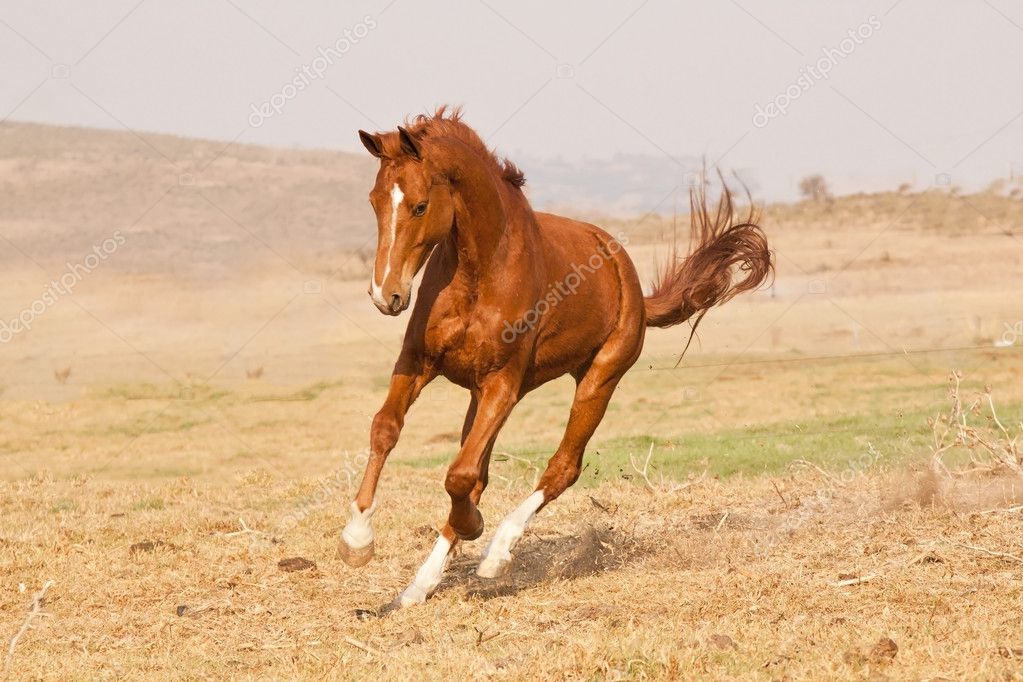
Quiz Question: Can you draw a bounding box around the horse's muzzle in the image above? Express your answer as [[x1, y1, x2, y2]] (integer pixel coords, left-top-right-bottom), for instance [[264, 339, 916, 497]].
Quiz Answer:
[[369, 286, 410, 316]]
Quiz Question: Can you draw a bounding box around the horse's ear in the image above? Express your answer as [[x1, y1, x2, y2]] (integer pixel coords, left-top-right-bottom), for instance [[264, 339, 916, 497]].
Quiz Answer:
[[358, 130, 385, 158], [397, 126, 422, 161]]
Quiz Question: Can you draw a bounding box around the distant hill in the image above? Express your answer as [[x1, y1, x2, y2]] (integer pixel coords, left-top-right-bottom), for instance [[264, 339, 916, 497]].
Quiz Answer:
[[0, 121, 378, 278]]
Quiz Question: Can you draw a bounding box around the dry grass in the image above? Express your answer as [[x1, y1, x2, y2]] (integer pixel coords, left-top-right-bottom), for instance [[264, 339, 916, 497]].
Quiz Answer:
[[3, 412, 1023, 679]]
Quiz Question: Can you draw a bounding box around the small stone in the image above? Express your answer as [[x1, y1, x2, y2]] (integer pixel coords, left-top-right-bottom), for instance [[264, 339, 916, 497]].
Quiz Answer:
[[870, 637, 898, 663], [278, 557, 316, 572], [709, 634, 737, 650]]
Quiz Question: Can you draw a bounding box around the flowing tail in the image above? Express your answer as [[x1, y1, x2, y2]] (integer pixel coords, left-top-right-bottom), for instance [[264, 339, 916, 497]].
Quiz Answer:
[[644, 178, 773, 356]]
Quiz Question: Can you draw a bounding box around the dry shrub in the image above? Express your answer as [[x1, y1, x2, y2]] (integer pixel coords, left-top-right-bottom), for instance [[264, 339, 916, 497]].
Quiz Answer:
[[930, 370, 1020, 474], [888, 371, 1022, 511]]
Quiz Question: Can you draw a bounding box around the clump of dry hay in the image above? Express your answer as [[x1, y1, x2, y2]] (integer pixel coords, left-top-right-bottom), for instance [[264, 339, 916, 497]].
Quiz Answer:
[[932, 371, 1021, 473], [888, 370, 1022, 512]]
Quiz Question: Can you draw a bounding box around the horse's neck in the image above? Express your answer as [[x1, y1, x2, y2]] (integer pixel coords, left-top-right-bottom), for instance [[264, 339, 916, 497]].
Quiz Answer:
[[447, 163, 520, 280]]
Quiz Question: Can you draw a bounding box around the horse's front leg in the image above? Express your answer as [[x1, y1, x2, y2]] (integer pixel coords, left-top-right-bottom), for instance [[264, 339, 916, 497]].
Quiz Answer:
[[338, 354, 434, 567], [393, 375, 518, 607]]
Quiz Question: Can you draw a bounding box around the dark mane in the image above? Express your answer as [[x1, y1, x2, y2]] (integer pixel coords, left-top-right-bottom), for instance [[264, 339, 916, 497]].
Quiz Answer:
[[405, 105, 526, 189]]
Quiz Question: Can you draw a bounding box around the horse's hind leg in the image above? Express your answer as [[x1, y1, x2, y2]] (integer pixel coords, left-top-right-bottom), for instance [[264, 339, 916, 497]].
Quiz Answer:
[[477, 355, 630, 578]]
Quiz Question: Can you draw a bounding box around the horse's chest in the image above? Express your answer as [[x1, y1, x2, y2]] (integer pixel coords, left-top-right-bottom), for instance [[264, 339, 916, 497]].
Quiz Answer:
[[423, 312, 496, 387]]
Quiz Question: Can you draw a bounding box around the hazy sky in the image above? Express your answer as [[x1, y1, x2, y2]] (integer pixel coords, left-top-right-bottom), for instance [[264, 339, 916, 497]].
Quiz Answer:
[[3, 0, 1023, 203]]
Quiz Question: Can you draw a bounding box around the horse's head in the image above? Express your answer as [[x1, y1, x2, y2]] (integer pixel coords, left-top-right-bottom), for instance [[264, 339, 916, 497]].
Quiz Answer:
[[358, 126, 454, 315]]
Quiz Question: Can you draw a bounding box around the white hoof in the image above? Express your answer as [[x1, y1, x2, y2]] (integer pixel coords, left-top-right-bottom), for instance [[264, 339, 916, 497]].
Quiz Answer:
[[394, 582, 429, 607], [476, 553, 511, 578], [339, 501, 376, 567]]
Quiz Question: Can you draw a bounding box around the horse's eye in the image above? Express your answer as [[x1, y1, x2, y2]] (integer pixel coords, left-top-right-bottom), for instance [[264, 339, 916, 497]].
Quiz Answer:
[[413, 202, 428, 217]]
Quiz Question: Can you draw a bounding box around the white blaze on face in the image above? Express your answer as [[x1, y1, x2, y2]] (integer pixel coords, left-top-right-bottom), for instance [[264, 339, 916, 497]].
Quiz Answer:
[[370, 183, 404, 307]]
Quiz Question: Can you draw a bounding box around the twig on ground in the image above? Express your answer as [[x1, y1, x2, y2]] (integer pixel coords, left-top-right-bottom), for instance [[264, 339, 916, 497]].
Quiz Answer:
[[343, 636, 380, 656], [831, 574, 878, 587], [790, 459, 841, 485], [263, 641, 321, 650], [224, 517, 265, 537], [770, 479, 788, 507], [492, 451, 541, 488], [474, 625, 499, 647], [628, 443, 706, 495], [4, 580, 54, 674], [240, 641, 323, 651], [956, 542, 1023, 564], [588, 496, 614, 514], [978, 504, 1023, 515], [629, 443, 659, 493]]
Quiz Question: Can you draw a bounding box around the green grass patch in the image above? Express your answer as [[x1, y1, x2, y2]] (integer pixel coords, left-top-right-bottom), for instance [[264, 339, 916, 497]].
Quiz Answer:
[[49, 499, 78, 513], [485, 401, 1023, 487], [83, 465, 205, 481], [102, 383, 231, 402], [246, 380, 343, 403], [82, 410, 213, 438], [132, 497, 166, 511]]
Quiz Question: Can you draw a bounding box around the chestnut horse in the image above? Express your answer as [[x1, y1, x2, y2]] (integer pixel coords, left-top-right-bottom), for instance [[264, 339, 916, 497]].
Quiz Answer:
[[339, 107, 771, 607]]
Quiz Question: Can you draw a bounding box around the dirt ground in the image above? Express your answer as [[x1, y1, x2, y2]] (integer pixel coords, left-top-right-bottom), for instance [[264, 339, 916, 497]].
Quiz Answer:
[[3, 454, 1023, 679], [2, 123, 1023, 679]]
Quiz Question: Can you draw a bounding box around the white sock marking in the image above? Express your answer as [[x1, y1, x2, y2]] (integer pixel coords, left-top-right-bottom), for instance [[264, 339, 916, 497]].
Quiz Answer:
[[477, 490, 545, 577], [340, 500, 376, 550], [370, 183, 403, 307], [396, 534, 452, 606]]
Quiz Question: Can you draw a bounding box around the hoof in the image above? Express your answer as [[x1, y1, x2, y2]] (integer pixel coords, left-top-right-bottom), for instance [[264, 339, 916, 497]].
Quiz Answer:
[[377, 600, 401, 616], [338, 538, 374, 567], [392, 584, 429, 609], [476, 554, 511, 579]]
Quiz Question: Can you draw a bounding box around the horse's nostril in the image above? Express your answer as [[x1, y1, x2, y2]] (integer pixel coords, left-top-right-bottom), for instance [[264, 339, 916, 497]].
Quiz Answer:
[[389, 293, 402, 312]]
